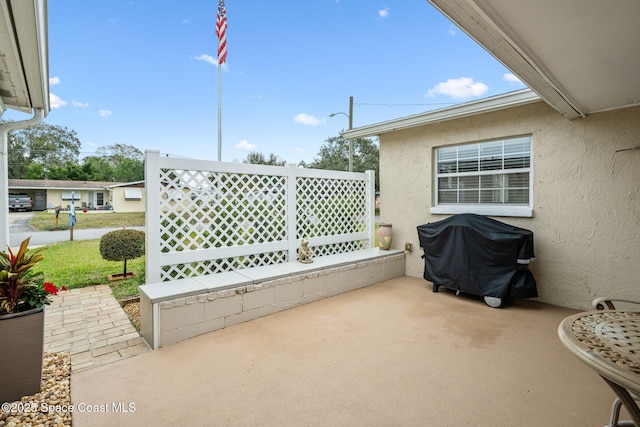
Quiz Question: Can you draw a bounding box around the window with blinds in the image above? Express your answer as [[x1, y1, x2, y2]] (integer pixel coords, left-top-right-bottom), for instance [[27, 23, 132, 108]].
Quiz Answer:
[[435, 136, 531, 207]]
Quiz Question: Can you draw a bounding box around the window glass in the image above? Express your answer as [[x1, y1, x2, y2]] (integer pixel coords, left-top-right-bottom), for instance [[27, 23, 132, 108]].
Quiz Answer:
[[438, 190, 458, 204], [438, 177, 458, 190], [434, 136, 531, 209]]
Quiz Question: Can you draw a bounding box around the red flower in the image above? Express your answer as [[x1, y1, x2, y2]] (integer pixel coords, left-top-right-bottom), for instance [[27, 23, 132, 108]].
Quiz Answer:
[[61, 286, 67, 291], [44, 282, 59, 295]]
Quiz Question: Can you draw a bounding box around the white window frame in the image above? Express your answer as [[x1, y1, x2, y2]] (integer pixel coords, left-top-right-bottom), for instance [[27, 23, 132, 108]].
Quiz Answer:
[[61, 190, 79, 200], [430, 136, 533, 217]]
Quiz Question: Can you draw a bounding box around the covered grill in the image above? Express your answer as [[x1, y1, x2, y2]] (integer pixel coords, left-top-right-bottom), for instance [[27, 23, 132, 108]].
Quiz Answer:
[[416, 214, 537, 307]]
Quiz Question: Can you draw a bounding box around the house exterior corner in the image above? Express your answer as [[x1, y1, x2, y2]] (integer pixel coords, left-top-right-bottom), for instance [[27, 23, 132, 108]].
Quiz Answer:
[[378, 101, 640, 310]]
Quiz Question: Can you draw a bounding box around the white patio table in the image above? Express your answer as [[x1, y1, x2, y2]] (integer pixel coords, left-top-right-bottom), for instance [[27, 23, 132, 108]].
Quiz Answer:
[[558, 310, 640, 426]]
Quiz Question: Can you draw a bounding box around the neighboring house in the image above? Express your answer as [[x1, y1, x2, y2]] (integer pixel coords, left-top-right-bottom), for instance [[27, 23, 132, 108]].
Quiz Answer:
[[106, 181, 145, 213], [8, 179, 146, 213], [343, 0, 640, 311]]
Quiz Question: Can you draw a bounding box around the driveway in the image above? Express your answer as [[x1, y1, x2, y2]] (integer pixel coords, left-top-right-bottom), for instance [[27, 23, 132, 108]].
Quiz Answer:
[[9, 211, 35, 233], [8, 212, 145, 248]]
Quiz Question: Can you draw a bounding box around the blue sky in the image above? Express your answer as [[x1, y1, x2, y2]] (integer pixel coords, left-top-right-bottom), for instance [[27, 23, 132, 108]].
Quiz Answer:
[[7, 0, 525, 164]]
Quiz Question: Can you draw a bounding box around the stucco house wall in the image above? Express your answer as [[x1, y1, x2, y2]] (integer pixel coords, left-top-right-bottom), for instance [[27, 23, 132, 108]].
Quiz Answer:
[[110, 187, 146, 213], [381, 101, 640, 311], [45, 189, 89, 210]]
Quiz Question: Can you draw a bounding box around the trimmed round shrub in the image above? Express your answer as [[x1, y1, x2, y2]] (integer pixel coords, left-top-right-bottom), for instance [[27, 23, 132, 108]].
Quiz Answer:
[[100, 229, 145, 277]]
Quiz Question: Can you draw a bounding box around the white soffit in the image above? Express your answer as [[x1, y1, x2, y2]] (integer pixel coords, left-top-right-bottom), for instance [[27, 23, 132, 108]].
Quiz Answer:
[[427, 0, 640, 120]]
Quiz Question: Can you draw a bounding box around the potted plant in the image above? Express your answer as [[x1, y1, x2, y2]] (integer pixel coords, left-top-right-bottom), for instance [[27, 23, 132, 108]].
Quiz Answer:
[[0, 237, 62, 403]]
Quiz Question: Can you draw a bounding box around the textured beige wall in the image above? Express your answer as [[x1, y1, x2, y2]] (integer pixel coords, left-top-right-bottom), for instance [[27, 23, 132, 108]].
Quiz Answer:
[[45, 190, 87, 209], [111, 187, 145, 212], [380, 101, 640, 310]]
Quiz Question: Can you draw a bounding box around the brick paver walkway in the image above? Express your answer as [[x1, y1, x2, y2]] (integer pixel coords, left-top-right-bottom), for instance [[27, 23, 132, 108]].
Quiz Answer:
[[44, 285, 150, 371]]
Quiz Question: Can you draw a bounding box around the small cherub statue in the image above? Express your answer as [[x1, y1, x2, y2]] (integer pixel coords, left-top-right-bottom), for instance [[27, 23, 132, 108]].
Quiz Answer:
[[298, 238, 313, 264]]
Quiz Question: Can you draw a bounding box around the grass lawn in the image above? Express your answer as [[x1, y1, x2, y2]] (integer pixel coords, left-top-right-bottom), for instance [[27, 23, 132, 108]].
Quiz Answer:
[[29, 211, 145, 231], [31, 239, 145, 300]]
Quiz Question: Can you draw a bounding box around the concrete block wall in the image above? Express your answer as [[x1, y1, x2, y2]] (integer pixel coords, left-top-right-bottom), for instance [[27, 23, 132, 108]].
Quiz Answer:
[[140, 249, 405, 349]]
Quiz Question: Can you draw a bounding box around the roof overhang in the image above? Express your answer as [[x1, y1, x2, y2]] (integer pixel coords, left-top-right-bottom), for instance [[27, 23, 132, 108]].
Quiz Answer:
[[342, 89, 540, 139], [427, 0, 640, 120], [0, 0, 49, 116]]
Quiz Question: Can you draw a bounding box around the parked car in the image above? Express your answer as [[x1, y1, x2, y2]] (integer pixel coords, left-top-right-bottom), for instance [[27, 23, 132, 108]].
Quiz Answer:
[[8, 193, 32, 211]]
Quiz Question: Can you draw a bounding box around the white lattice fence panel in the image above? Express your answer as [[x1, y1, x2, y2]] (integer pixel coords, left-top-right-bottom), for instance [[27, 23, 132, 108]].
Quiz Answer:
[[311, 241, 369, 258], [146, 152, 375, 283], [156, 166, 288, 281], [296, 176, 369, 256]]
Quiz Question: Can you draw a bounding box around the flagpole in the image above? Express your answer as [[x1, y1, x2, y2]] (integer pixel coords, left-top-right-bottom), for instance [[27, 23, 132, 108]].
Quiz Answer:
[[216, 0, 227, 162], [218, 64, 222, 161]]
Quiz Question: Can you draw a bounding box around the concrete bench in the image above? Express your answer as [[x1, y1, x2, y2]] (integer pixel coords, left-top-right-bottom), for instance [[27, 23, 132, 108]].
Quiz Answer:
[[140, 248, 405, 349]]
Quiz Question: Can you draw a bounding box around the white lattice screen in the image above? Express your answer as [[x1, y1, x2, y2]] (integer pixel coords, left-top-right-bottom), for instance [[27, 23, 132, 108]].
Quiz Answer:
[[145, 151, 376, 283]]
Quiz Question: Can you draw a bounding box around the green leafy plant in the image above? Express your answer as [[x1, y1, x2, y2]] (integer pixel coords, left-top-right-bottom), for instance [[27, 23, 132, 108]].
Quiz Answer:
[[0, 237, 62, 315], [99, 229, 145, 278]]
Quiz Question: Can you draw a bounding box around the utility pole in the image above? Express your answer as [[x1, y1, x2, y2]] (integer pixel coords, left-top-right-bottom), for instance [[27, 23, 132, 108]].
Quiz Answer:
[[329, 96, 354, 172], [348, 96, 353, 172]]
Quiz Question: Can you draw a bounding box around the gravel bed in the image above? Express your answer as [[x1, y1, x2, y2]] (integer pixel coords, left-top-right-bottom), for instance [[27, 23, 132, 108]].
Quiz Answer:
[[0, 352, 72, 427], [122, 301, 141, 331]]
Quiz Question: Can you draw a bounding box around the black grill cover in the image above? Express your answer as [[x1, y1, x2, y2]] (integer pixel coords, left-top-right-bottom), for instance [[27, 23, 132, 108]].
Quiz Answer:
[[417, 214, 537, 299]]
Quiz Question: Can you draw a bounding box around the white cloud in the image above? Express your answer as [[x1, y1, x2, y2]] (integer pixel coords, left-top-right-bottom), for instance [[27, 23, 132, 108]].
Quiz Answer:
[[72, 100, 89, 108], [194, 54, 217, 65], [235, 140, 256, 151], [194, 53, 228, 70], [49, 76, 60, 85], [295, 147, 306, 154], [49, 93, 67, 109], [294, 113, 325, 126], [378, 7, 390, 18], [182, 18, 191, 24], [448, 25, 458, 36], [426, 77, 489, 99], [503, 73, 523, 84], [99, 109, 112, 117]]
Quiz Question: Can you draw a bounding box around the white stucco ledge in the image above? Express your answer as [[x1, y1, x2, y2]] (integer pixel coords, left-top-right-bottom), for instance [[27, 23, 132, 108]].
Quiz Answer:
[[139, 248, 405, 349]]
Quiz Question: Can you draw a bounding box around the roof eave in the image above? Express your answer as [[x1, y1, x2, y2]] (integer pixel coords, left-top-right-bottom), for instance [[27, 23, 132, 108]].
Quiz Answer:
[[342, 89, 541, 139], [427, 0, 584, 120], [0, 0, 49, 115]]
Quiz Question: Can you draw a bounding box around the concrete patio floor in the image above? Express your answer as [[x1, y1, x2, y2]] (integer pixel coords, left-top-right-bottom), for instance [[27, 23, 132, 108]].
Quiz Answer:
[[71, 276, 629, 426]]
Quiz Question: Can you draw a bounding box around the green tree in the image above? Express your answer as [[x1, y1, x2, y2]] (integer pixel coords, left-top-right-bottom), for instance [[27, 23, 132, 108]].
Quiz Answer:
[[243, 152, 287, 166], [113, 157, 144, 182], [96, 143, 143, 162], [25, 163, 45, 180], [80, 156, 115, 181], [93, 144, 144, 182], [64, 162, 89, 181], [6, 122, 81, 179], [301, 134, 380, 191]]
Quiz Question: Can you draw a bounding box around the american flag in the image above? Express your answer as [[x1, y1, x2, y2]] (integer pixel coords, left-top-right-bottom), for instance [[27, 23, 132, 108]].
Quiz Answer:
[[216, 0, 227, 64]]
